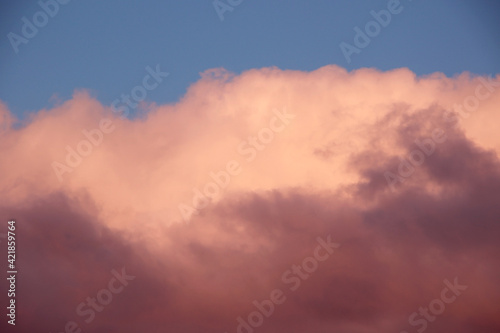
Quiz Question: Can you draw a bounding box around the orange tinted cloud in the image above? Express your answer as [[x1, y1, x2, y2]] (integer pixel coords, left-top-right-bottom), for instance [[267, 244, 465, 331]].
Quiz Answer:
[[0, 66, 499, 332]]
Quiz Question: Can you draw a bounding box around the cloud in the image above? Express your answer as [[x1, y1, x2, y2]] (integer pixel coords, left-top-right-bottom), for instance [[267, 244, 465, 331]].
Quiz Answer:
[[0, 66, 499, 332]]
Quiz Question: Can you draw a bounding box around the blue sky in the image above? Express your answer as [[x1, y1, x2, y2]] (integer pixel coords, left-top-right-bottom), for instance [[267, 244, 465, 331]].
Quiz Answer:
[[1, 0, 499, 119]]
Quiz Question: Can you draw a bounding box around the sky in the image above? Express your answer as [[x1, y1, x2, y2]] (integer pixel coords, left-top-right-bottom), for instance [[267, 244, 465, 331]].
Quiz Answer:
[[1, 1, 500, 333], [0, 0, 499, 117]]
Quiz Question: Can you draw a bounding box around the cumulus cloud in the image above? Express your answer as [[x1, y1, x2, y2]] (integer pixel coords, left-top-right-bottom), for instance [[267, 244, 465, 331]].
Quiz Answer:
[[0, 66, 499, 332]]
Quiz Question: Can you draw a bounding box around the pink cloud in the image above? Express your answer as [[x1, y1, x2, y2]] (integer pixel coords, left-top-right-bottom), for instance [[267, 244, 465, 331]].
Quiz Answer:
[[0, 66, 499, 332]]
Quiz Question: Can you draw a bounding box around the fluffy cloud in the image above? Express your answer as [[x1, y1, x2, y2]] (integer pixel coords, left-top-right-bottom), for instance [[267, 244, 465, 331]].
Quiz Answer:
[[0, 66, 499, 332]]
